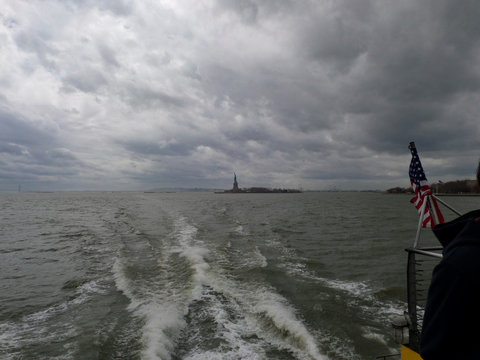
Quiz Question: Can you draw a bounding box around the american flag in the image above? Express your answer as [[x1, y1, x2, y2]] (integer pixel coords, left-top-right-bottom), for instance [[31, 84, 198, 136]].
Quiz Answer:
[[408, 142, 444, 227]]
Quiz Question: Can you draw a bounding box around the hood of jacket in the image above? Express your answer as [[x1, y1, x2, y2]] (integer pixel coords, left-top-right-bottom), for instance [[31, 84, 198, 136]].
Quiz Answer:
[[433, 209, 480, 251]]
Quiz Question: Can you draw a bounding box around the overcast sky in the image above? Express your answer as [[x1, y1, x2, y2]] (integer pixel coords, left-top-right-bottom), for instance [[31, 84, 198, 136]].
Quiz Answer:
[[1, 0, 480, 191]]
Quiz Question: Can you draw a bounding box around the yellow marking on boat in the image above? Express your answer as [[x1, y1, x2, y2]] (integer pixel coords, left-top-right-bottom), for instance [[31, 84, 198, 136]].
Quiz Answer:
[[401, 345, 423, 360]]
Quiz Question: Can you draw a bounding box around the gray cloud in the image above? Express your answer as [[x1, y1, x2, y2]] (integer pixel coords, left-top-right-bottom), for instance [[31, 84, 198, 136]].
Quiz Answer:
[[0, 109, 55, 148], [1, 0, 480, 191], [120, 140, 193, 157]]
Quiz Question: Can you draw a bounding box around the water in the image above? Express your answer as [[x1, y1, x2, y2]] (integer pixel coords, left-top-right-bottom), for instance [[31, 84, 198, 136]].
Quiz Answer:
[[1, 192, 478, 359]]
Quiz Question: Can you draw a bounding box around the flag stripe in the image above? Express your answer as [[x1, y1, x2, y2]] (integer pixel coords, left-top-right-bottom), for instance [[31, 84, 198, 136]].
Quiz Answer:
[[408, 143, 444, 228]]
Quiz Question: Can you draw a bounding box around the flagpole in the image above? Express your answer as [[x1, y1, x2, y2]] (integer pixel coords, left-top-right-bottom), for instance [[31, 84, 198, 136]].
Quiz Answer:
[[413, 196, 428, 248], [426, 196, 439, 226]]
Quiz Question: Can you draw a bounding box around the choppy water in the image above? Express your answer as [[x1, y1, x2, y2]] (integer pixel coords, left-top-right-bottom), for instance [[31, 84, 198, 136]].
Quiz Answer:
[[1, 192, 478, 360]]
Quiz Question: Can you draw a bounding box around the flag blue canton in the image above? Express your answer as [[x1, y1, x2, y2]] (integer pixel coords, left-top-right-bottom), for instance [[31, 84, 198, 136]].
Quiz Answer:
[[409, 146, 428, 186]]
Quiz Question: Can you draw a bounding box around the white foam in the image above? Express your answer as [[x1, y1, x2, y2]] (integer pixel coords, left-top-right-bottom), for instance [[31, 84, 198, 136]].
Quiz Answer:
[[175, 217, 198, 244], [284, 271, 406, 351], [250, 294, 327, 360], [361, 326, 399, 355], [253, 246, 268, 268], [280, 260, 406, 320], [234, 224, 250, 236], [323, 278, 371, 298], [112, 257, 142, 310], [0, 270, 114, 358], [111, 216, 220, 360], [113, 256, 188, 360], [240, 246, 267, 269], [0, 301, 79, 359], [180, 246, 210, 284], [323, 278, 405, 319], [361, 327, 389, 345], [203, 273, 328, 360], [112, 214, 330, 360], [316, 329, 360, 360], [183, 348, 264, 360], [173, 218, 328, 360], [139, 302, 186, 360], [70, 279, 108, 305], [181, 291, 266, 360], [172, 216, 215, 298]]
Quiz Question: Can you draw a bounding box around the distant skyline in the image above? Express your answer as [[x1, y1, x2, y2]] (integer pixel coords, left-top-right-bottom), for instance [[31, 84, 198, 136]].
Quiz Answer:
[[2, 0, 480, 192]]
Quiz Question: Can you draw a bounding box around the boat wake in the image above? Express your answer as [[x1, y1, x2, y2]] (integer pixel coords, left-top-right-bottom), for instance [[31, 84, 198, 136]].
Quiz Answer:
[[112, 214, 327, 360]]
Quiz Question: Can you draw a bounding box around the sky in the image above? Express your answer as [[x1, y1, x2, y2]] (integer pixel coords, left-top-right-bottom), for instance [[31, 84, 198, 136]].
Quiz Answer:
[[1, 0, 480, 191]]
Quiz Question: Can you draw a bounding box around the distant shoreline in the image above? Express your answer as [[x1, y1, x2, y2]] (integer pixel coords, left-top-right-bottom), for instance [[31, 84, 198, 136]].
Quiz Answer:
[[215, 188, 302, 194], [433, 193, 480, 197], [384, 192, 480, 197]]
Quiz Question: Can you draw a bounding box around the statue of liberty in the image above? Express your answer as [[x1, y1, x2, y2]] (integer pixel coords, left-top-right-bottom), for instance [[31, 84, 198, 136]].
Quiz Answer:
[[233, 173, 239, 192]]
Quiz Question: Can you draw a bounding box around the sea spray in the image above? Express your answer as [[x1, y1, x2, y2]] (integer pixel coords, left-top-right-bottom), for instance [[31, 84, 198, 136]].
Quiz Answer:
[[113, 257, 187, 360], [246, 289, 327, 360]]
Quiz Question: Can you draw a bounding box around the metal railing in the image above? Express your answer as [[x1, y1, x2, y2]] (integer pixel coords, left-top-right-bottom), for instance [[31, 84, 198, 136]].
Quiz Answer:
[[405, 246, 442, 352], [402, 194, 460, 352], [375, 354, 400, 359]]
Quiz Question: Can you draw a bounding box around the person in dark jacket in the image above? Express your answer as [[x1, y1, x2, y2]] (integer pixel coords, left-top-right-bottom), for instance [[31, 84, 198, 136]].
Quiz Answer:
[[420, 163, 480, 360]]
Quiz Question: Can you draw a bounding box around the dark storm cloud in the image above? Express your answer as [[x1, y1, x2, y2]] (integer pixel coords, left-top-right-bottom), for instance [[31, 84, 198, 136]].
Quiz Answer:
[[0, 142, 27, 156], [215, 0, 296, 22], [331, 0, 480, 153], [120, 85, 186, 110], [70, 0, 134, 16], [215, 0, 260, 23], [0, 109, 55, 148], [96, 0, 133, 16], [298, 3, 371, 73], [14, 30, 57, 72], [200, 0, 480, 177], [63, 70, 108, 93], [0, 108, 84, 186], [120, 140, 193, 157], [97, 43, 120, 68], [2, 0, 480, 191]]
